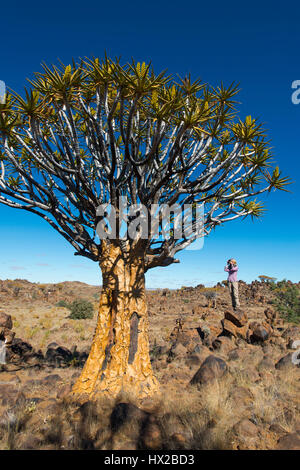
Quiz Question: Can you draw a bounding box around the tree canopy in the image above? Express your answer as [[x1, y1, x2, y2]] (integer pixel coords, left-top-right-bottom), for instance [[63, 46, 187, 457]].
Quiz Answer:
[[0, 57, 290, 268]]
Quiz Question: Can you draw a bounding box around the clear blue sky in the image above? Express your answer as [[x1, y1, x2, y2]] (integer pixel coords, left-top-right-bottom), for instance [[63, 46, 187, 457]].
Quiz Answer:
[[0, 0, 299, 287]]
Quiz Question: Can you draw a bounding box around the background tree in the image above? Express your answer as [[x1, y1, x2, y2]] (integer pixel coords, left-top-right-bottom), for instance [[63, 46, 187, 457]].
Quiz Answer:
[[0, 57, 290, 402], [258, 275, 277, 283]]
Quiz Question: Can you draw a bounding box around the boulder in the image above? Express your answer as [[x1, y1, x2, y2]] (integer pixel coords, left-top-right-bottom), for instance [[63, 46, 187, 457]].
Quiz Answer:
[[209, 324, 223, 337], [276, 432, 300, 450], [11, 338, 33, 356], [0, 311, 13, 330], [221, 319, 247, 340], [190, 355, 227, 386], [171, 343, 188, 358], [41, 374, 62, 386], [224, 309, 248, 327], [212, 336, 234, 354], [250, 325, 270, 343], [185, 353, 203, 367], [232, 419, 258, 438], [0, 328, 15, 347], [45, 344, 72, 363], [227, 348, 242, 361], [174, 328, 202, 352], [275, 353, 294, 370], [221, 318, 237, 337]]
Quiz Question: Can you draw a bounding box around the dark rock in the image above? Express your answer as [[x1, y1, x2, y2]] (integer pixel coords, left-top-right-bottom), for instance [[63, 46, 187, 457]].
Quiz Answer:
[[11, 338, 33, 356], [275, 353, 294, 370], [251, 325, 269, 343], [224, 309, 248, 327], [0, 311, 13, 330], [185, 353, 203, 366], [176, 329, 202, 350], [46, 342, 59, 349], [79, 350, 89, 361], [212, 336, 234, 353], [45, 344, 72, 363], [276, 432, 300, 450], [190, 355, 227, 386], [55, 346, 72, 359], [221, 319, 238, 338], [41, 374, 62, 386]]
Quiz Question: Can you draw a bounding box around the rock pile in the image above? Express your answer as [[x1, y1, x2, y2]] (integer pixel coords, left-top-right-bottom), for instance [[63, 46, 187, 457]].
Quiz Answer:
[[220, 309, 248, 340], [218, 307, 280, 345]]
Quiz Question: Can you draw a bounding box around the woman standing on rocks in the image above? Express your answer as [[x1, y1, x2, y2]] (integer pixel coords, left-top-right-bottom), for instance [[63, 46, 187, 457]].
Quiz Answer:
[[225, 259, 240, 310]]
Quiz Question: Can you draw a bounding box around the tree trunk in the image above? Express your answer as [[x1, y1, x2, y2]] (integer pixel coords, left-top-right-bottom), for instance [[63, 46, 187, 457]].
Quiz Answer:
[[71, 240, 160, 402]]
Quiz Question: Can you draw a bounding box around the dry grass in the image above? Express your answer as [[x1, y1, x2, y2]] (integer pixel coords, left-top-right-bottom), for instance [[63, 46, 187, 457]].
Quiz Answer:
[[157, 379, 236, 449]]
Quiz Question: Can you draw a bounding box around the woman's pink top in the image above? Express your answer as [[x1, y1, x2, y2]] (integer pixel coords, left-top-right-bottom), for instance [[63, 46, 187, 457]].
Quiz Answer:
[[224, 265, 238, 282]]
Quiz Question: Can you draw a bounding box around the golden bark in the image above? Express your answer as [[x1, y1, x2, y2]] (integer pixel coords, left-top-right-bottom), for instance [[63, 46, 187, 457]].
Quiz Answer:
[[71, 241, 160, 403]]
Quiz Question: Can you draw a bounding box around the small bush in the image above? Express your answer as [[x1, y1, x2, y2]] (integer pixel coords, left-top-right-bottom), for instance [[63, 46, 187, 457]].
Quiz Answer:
[[69, 299, 94, 320], [272, 282, 300, 323]]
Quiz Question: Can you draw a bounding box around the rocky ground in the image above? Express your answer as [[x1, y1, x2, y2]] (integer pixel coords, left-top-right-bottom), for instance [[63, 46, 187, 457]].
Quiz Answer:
[[0, 278, 299, 450]]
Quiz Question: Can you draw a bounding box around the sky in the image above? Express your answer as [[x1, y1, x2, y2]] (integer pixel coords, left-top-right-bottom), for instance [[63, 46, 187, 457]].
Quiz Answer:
[[0, 0, 299, 288]]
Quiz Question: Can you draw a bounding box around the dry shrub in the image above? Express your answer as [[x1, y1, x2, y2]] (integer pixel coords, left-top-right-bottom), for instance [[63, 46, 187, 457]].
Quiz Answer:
[[249, 367, 300, 430], [0, 399, 36, 449], [157, 379, 235, 449]]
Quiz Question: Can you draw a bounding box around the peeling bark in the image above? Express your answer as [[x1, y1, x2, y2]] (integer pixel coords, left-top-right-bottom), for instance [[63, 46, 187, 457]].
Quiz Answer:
[[71, 240, 160, 402]]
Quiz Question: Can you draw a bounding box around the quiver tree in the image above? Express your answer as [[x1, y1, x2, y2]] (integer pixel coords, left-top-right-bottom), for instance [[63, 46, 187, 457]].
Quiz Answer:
[[0, 57, 290, 402]]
